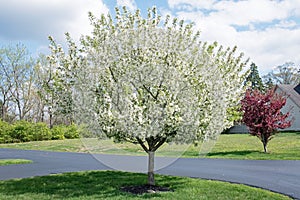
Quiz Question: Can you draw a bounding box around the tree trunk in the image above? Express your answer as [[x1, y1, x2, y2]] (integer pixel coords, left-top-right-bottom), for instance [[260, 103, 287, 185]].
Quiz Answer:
[[49, 107, 53, 129], [263, 142, 267, 153], [148, 151, 155, 186], [261, 134, 268, 153]]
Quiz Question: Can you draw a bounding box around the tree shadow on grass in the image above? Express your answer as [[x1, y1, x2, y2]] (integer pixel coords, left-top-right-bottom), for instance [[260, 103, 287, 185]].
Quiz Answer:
[[206, 150, 262, 157], [0, 170, 185, 199]]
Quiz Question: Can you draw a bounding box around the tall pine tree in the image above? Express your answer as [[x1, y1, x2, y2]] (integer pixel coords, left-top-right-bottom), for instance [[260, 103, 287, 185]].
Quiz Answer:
[[244, 63, 265, 91]]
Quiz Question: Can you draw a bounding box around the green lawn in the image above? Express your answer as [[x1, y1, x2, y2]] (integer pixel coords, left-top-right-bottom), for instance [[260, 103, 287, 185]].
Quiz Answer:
[[0, 132, 299, 160], [206, 132, 300, 160], [0, 159, 32, 166], [0, 170, 291, 200]]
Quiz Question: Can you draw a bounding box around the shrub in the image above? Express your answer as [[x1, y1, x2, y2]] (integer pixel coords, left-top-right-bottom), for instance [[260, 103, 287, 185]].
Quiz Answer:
[[51, 125, 65, 140], [10, 121, 33, 142], [0, 120, 12, 143], [78, 124, 95, 138], [51, 124, 79, 140], [63, 124, 79, 139], [31, 122, 52, 141], [0, 120, 80, 143], [6, 121, 51, 143]]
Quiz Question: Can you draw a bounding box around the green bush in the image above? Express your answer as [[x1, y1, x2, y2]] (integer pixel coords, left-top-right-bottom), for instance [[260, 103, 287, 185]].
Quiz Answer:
[[51, 125, 65, 140], [10, 121, 32, 142], [31, 122, 52, 141], [2, 121, 52, 143], [78, 124, 96, 138], [64, 124, 79, 139], [51, 124, 80, 139], [0, 120, 12, 143], [0, 120, 80, 143]]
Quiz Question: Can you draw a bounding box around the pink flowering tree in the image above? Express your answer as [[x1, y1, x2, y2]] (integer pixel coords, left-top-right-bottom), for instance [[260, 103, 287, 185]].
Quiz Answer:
[[241, 89, 292, 153]]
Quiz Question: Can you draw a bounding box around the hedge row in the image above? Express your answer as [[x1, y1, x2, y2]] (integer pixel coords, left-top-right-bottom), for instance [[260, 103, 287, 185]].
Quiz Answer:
[[0, 120, 82, 143]]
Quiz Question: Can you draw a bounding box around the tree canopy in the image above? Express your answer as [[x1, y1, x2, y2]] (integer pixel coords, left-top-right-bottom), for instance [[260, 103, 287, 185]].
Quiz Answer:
[[263, 62, 300, 85], [48, 7, 249, 186], [0, 44, 36, 121], [241, 89, 291, 153], [244, 63, 265, 91]]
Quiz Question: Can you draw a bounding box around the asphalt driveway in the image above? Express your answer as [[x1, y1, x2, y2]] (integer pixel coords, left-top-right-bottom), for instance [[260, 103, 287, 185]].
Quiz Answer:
[[1, 148, 299, 199]]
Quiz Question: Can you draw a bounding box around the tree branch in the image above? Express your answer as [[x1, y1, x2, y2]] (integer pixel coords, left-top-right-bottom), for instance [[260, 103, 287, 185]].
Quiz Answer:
[[136, 137, 149, 153], [143, 84, 157, 100], [108, 65, 117, 82], [146, 137, 154, 151], [152, 137, 167, 152], [155, 76, 164, 99]]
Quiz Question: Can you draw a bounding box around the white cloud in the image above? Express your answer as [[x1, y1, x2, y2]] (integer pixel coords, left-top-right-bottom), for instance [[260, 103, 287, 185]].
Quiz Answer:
[[168, 0, 215, 10], [213, 0, 290, 25], [1, 0, 299, 73], [0, 0, 109, 47], [275, 20, 298, 29], [170, 0, 298, 25], [167, 0, 300, 73], [116, 0, 137, 11], [236, 27, 300, 73]]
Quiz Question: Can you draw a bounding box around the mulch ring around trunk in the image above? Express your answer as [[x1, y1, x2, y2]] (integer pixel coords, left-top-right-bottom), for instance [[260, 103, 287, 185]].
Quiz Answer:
[[121, 184, 173, 195]]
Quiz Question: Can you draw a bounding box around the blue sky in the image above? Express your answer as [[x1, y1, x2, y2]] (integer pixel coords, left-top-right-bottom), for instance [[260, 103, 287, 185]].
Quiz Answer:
[[0, 0, 300, 74]]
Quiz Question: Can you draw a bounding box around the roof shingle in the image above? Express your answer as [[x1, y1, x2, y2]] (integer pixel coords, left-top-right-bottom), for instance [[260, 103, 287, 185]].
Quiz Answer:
[[275, 84, 300, 109]]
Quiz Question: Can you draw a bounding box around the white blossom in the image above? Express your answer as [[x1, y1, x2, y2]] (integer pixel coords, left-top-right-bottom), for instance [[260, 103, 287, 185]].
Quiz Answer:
[[66, 7, 248, 148], [50, 7, 249, 155]]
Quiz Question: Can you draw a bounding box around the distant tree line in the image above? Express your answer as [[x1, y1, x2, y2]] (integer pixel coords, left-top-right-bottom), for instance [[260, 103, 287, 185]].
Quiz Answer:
[[244, 62, 300, 92], [0, 44, 74, 127], [263, 62, 300, 86]]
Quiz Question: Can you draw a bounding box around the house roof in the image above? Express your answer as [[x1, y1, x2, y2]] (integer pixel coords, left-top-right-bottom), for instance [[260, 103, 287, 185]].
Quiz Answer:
[[275, 84, 300, 109]]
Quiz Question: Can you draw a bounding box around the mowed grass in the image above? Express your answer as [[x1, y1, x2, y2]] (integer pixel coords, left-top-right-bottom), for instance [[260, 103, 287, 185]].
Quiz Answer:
[[206, 132, 300, 160], [0, 170, 291, 200], [0, 159, 32, 166], [0, 132, 299, 160]]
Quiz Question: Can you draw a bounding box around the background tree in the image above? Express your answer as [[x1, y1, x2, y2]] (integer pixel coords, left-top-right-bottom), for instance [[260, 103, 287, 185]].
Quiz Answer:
[[0, 44, 36, 121], [47, 33, 85, 126], [33, 54, 56, 125], [244, 63, 265, 91], [264, 77, 274, 90], [0, 55, 12, 121], [263, 62, 300, 85], [0, 45, 15, 122], [0, 44, 85, 127], [49, 7, 249, 186], [240, 89, 292, 153], [35, 53, 65, 127]]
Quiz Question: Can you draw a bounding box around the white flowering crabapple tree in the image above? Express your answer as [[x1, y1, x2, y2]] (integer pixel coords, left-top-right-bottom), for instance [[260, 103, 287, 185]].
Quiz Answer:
[[48, 7, 249, 186]]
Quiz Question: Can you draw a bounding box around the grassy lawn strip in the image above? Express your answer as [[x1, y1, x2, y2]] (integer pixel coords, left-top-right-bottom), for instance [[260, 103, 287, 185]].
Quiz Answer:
[[0, 170, 291, 200], [0, 159, 32, 166], [0, 132, 299, 160], [206, 132, 300, 160]]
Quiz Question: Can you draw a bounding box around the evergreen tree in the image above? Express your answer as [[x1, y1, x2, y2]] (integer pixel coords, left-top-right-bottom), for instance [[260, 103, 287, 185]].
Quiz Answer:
[[244, 63, 265, 91]]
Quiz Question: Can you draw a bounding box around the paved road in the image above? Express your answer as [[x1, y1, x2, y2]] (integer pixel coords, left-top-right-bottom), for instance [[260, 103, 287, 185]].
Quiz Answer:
[[1, 148, 300, 199]]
